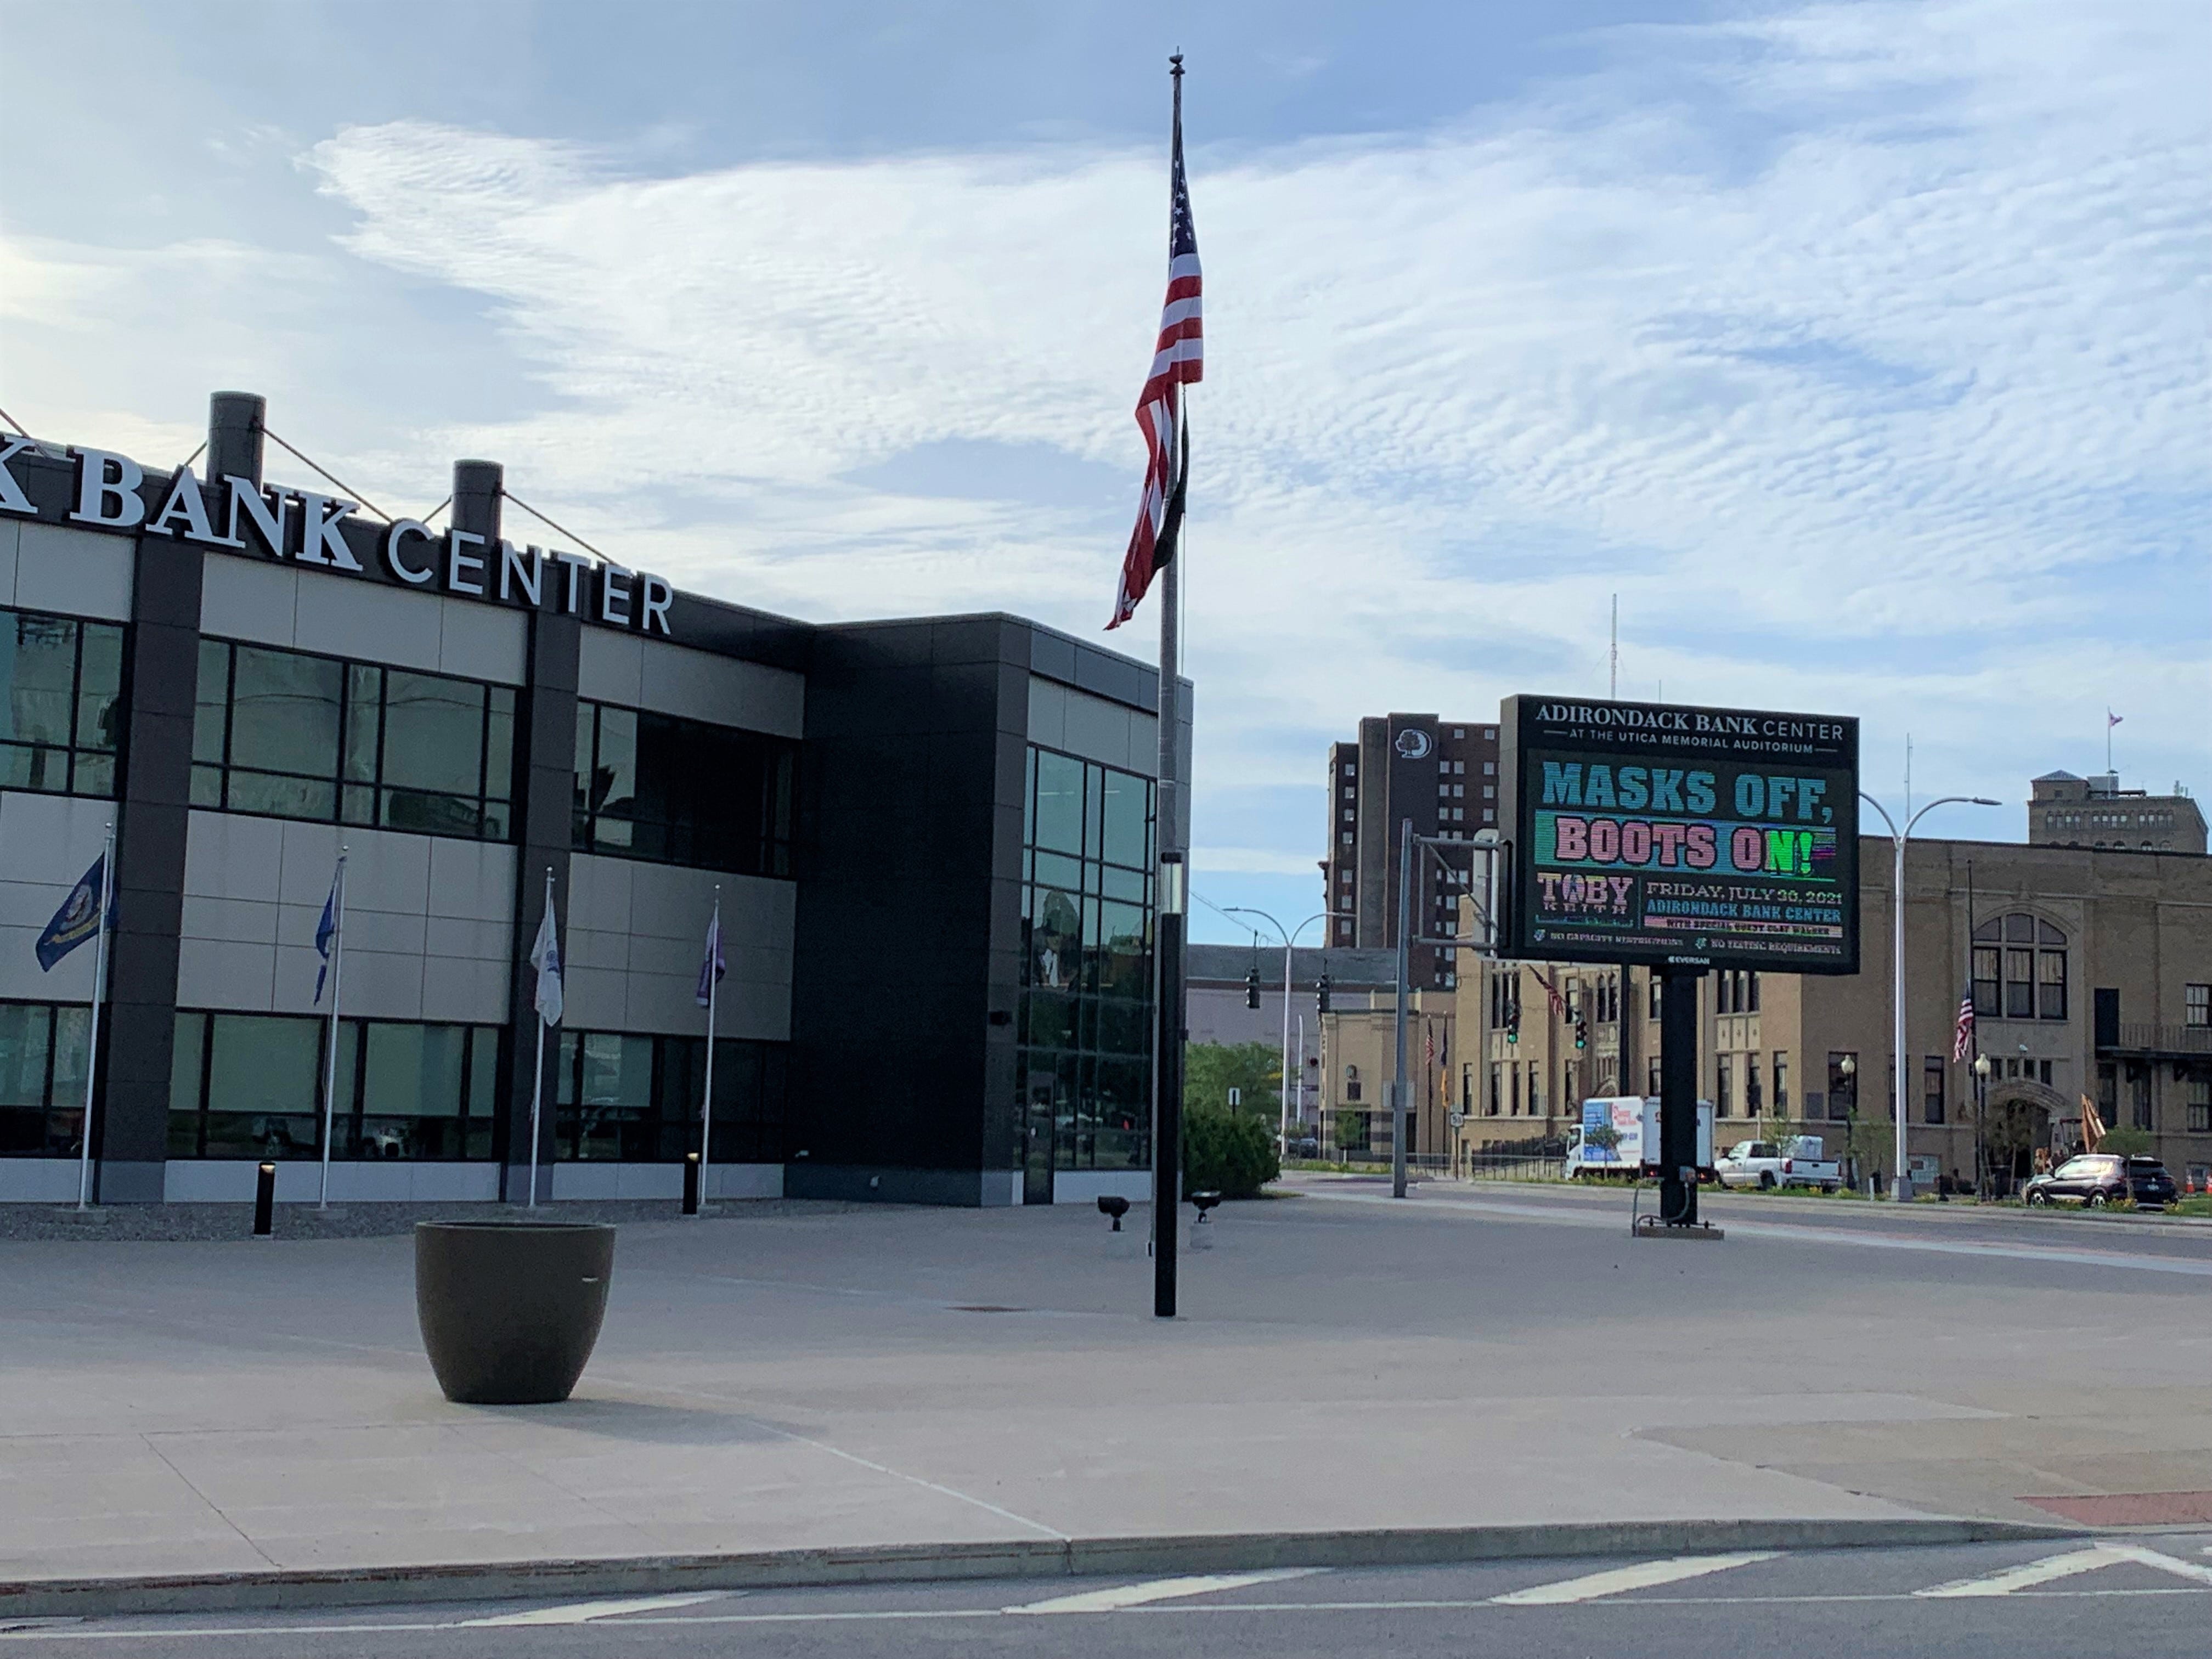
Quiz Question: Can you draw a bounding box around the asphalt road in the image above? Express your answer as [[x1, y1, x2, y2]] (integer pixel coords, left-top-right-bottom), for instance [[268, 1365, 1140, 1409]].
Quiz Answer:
[[8, 1537, 2209, 1657], [1308, 1172, 2212, 1263]]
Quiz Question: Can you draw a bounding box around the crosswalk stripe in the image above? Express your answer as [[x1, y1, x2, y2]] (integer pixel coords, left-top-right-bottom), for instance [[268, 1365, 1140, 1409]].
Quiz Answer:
[[1491, 1551, 1780, 1605], [458, 1592, 729, 1626], [1918, 1543, 2212, 1598], [1006, 1569, 1325, 1614]]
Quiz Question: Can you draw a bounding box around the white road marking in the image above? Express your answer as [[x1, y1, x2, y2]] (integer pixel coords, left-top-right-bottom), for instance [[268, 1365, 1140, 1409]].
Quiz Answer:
[[456, 1592, 729, 1626], [1490, 1551, 1780, 1605], [1918, 1543, 2212, 1597], [7, 1584, 2212, 1641], [1007, 1569, 1325, 1613]]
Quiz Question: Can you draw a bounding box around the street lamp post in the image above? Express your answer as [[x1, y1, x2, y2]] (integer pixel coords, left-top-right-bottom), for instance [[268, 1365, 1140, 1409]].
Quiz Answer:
[[1973, 1052, 1993, 1199], [1858, 792, 2000, 1201], [1224, 907, 1343, 1158]]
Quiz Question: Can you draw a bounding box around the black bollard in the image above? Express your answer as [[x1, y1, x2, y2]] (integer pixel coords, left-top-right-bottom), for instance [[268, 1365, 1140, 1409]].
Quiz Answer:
[[252, 1162, 276, 1237], [683, 1151, 700, 1216]]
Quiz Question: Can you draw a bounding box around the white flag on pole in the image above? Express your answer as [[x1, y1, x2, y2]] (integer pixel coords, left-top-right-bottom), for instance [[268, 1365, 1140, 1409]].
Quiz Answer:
[[529, 897, 563, 1026]]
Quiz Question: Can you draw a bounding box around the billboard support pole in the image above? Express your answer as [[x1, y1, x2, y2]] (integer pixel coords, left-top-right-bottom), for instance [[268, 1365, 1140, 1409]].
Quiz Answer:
[[1392, 817, 1412, 1199], [1659, 963, 1701, 1226]]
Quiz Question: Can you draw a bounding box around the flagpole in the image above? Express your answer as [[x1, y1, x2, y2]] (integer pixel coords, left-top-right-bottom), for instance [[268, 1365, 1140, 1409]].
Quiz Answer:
[[318, 848, 348, 1210], [529, 865, 551, 1209], [77, 820, 114, 1212], [700, 888, 720, 1215], [1151, 50, 1189, 1321]]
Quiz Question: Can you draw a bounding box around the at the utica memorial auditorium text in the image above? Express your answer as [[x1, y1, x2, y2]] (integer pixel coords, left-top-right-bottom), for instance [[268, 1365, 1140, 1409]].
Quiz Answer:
[[1505, 698, 1860, 973]]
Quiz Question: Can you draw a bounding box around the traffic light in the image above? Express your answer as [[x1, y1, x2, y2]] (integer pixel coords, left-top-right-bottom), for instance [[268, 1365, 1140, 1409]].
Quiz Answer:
[[1245, 963, 1261, 1011], [1505, 998, 1521, 1045], [1316, 974, 1331, 1014], [1574, 1015, 1589, 1052]]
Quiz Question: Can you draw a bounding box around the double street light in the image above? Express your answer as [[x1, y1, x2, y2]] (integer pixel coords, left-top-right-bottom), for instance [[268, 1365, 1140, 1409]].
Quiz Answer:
[[1223, 907, 1345, 1158], [1858, 791, 2000, 1200]]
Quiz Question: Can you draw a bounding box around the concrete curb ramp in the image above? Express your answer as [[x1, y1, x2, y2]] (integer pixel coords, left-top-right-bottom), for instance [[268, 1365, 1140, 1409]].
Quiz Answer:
[[0, 1517, 2081, 1620]]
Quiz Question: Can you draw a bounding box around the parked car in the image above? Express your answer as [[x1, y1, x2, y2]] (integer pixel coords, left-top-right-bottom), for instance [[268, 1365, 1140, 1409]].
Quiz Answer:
[[2023, 1153, 2177, 1211], [1286, 1134, 1321, 1160], [1716, 1136, 1843, 1193]]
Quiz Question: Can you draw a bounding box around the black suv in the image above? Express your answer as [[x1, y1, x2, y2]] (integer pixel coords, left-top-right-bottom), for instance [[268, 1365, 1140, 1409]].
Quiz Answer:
[[2023, 1153, 2178, 1211]]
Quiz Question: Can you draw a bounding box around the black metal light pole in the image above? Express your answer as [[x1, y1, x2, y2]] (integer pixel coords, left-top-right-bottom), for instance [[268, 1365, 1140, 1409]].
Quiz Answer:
[[1658, 963, 1701, 1225], [1154, 852, 1186, 1317]]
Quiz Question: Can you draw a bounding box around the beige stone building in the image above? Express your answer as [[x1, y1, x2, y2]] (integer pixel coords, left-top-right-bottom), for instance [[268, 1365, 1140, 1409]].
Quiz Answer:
[[1452, 835, 2212, 1189], [1314, 988, 1455, 1163], [2030, 769, 2205, 854]]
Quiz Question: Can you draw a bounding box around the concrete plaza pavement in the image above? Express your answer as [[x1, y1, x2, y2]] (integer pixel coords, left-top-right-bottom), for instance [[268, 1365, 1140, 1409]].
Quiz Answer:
[[2, 1177, 2208, 1595]]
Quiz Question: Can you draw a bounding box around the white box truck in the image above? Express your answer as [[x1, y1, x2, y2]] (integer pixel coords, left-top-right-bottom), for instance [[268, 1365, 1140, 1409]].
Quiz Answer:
[[1563, 1096, 1716, 1181]]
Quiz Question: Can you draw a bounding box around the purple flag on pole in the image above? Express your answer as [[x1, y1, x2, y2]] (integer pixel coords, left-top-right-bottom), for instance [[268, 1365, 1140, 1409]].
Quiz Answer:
[[696, 910, 725, 1008]]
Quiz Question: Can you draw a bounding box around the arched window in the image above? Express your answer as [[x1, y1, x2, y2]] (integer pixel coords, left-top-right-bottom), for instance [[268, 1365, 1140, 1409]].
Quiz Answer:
[[1343, 1064, 1362, 1102], [1973, 912, 2067, 1020]]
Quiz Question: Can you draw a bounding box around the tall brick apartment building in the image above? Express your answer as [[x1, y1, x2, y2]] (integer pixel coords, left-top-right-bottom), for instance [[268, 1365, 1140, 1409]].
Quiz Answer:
[[1322, 714, 1497, 989]]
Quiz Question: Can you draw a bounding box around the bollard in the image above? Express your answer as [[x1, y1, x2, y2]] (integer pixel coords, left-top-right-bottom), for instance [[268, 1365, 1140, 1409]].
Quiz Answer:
[[682, 1151, 700, 1216], [252, 1162, 276, 1237]]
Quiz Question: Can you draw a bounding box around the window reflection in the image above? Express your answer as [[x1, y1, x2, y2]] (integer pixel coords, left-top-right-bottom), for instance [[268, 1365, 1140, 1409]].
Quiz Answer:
[[191, 640, 515, 841], [1017, 747, 1155, 1175], [166, 1011, 503, 1160], [572, 700, 797, 878], [0, 606, 124, 798]]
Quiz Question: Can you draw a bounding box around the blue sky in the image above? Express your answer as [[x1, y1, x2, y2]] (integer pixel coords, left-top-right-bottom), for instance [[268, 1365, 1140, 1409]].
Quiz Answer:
[[3, 1, 2204, 944]]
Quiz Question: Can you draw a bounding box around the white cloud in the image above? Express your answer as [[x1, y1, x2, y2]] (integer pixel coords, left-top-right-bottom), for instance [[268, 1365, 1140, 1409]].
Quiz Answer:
[[4, 0, 2204, 883]]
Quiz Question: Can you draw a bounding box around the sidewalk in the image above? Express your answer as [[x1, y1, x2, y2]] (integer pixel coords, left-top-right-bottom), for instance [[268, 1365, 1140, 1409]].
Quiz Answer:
[[4, 1188, 2205, 1600]]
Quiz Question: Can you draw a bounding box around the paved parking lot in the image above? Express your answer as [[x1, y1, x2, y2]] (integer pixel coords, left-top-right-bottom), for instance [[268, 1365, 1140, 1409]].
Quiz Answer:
[[3, 1179, 2207, 1592]]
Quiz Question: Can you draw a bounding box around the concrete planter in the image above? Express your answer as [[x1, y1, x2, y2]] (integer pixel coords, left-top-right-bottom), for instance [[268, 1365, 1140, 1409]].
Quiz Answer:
[[414, 1221, 616, 1404]]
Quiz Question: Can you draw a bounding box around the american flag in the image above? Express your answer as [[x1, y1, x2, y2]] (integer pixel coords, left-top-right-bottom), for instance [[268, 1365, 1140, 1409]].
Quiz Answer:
[[1952, 985, 1976, 1062], [1107, 74, 1203, 630]]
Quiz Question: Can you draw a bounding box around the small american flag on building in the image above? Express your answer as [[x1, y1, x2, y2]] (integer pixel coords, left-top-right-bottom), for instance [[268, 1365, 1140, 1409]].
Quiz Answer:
[[1107, 76, 1203, 630], [1952, 985, 1976, 1062]]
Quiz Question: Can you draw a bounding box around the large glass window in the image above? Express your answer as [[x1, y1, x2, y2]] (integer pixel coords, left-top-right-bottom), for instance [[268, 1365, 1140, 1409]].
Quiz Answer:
[[0, 1000, 92, 1156], [168, 1011, 503, 1159], [1973, 913, 2066, 1022], [553, 1028, 787, 1163], [573, 700, 795, 877], [192, 640, 515, 839], [1018, 747, 1155, 1174], [0, 606, 124, 798]]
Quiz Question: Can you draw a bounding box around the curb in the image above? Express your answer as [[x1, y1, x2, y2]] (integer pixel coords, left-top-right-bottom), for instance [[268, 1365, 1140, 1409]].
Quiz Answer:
[[0, 1517, 2082, 1620]]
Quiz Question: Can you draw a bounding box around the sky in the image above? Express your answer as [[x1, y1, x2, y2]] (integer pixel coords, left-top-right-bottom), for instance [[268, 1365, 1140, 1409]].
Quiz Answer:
[[2, 0, 2204, 946]]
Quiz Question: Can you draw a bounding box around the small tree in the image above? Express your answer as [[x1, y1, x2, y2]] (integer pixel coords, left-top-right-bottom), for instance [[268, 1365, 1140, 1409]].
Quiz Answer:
[[2097, 1125, 2152, 1158], [1183, 1101, 1281, 1198], [1183, 1042, 1282, 1120]]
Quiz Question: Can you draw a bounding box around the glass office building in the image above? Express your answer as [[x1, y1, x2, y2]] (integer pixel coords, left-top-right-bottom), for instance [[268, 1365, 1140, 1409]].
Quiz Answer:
[[0, 392, 1186, 1206]]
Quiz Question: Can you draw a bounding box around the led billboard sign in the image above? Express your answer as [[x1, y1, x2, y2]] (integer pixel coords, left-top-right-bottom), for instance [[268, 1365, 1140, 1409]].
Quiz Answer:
[[1499, 696, 1859, 974]]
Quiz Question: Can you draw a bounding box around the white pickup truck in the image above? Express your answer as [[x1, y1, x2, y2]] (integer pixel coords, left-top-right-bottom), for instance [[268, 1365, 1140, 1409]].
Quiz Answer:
[[1715, 1136, 1842, 1192]]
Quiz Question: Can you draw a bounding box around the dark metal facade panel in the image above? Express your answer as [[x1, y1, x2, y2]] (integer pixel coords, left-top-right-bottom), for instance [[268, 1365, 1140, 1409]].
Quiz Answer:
[[99, 531, 206, 1180]]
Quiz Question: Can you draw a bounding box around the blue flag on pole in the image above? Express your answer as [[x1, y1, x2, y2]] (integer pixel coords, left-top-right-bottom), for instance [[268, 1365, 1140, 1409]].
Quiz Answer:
[[313, 867, 340, 1004], [696, 910, 725, 1008], [36, 856, 109, 971]]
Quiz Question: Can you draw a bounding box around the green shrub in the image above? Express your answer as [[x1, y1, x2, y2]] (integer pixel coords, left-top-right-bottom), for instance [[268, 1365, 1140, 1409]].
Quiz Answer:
[[2096, 1126, 2152, 1158], [1183, 1101, 1281, 1198]]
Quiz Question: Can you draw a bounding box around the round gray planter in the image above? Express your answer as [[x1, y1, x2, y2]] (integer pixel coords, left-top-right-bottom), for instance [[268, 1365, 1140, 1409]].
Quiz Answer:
[[415, 1221, 616, 1404]]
